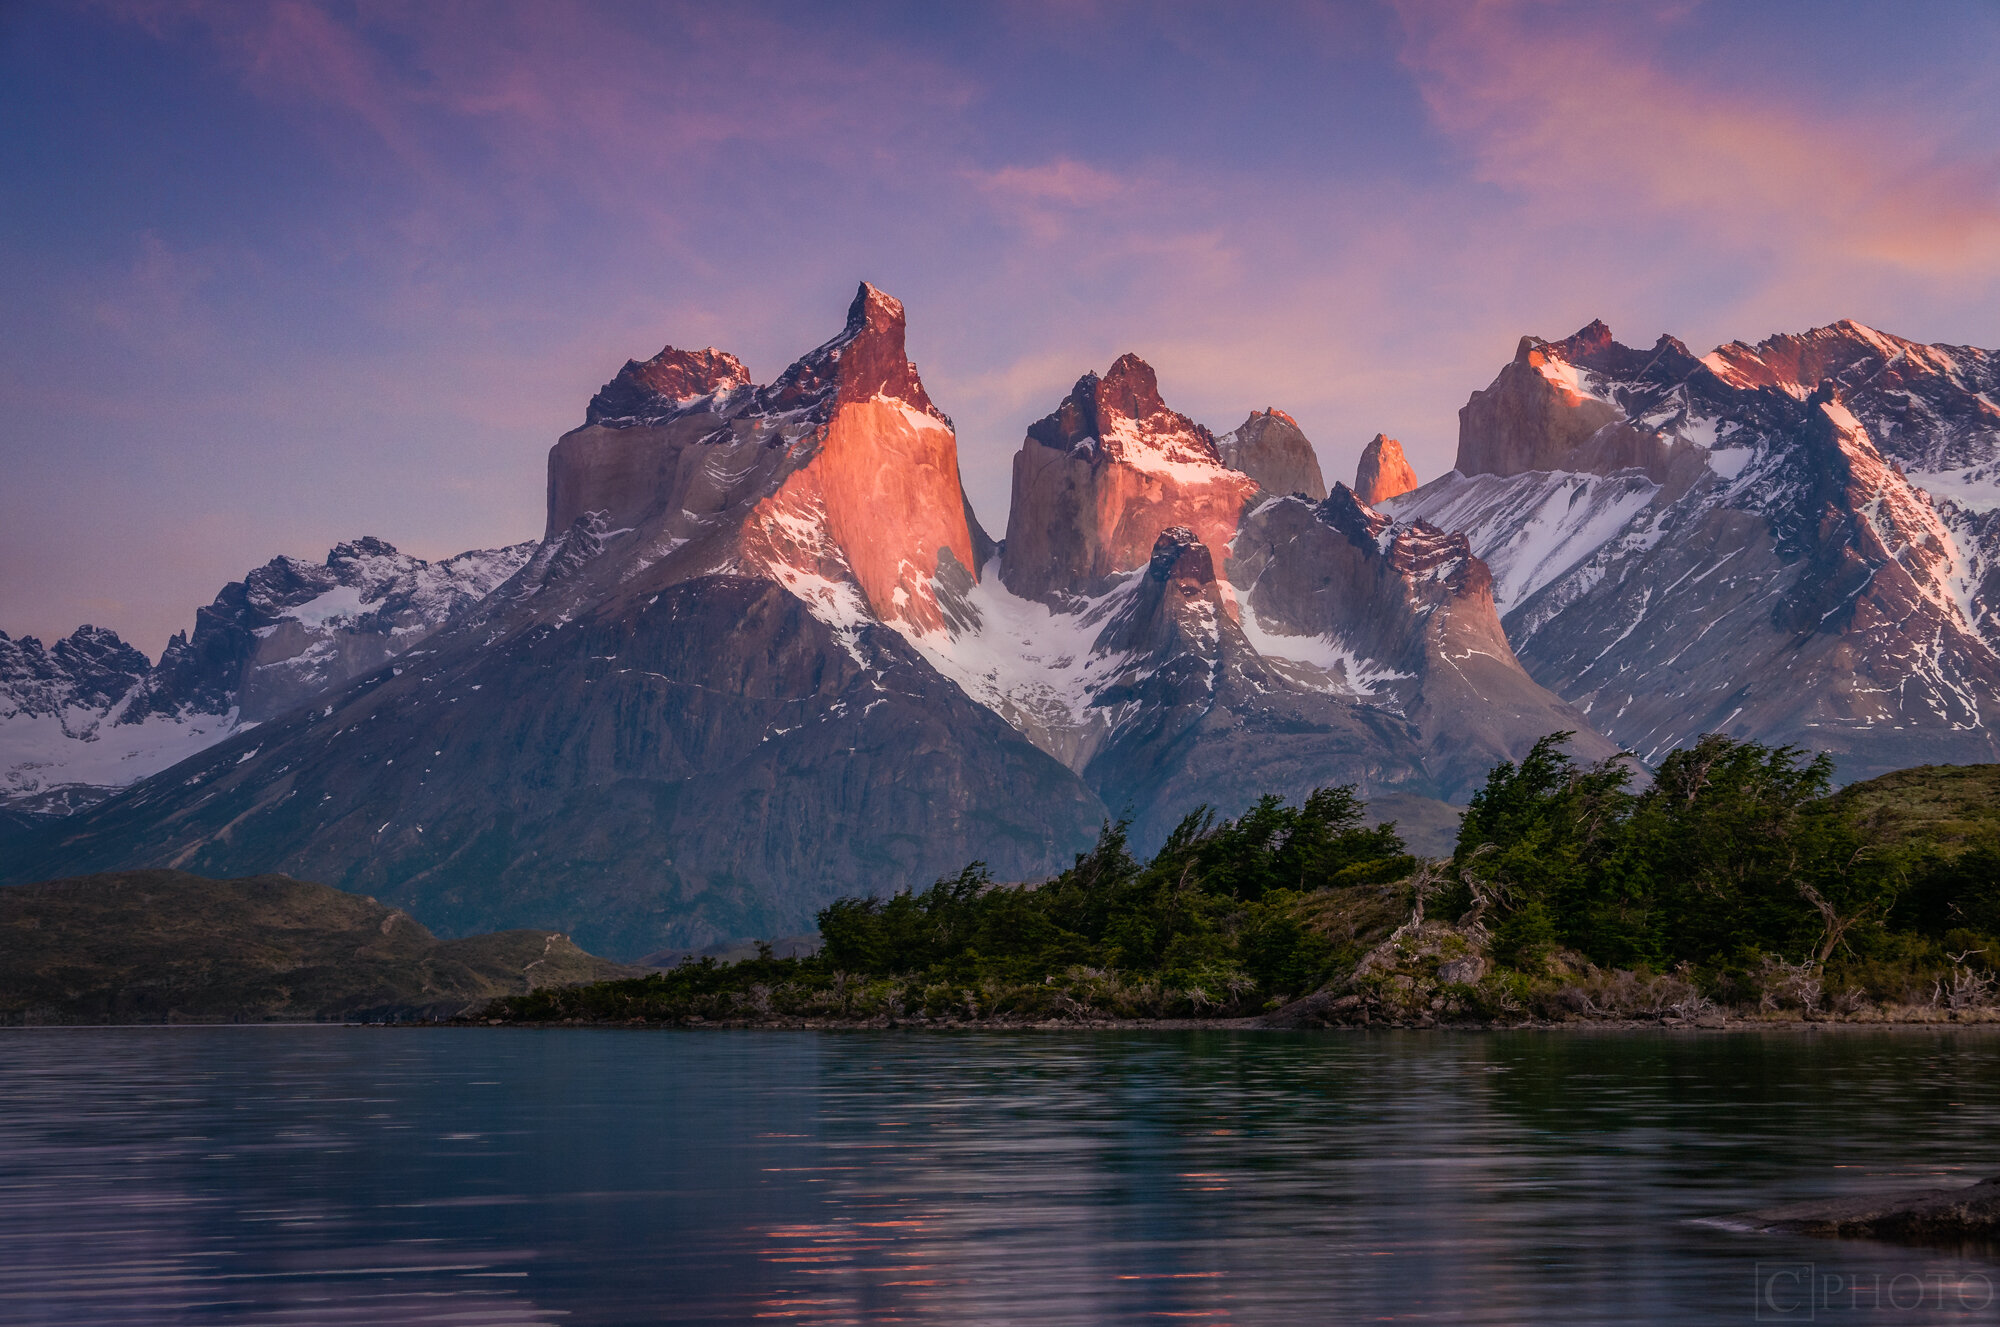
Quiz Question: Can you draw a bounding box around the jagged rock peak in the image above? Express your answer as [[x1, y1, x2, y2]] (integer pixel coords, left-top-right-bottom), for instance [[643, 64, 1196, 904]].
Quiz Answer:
[[1027, 353, 1221, 468], [1147, 526, 1214, 583], [1701, 320, 1939, 396], [1459, 322, 1678, 479], [1517, 321, 1707, 387], [1550, 319, 1616, 362], [760, 281, 948, 425], [586, 346, 752, 425], [1317, 482, 1394, 546], [1002, 354, 1256, 602], [326, 536, 401, 565], [0, 624, 154, 720], [1354, 434, 1418, 505], [1315, 484, 1486, 599], [1098, 353, 1171, 423], [1217, 408, 1327, 500]]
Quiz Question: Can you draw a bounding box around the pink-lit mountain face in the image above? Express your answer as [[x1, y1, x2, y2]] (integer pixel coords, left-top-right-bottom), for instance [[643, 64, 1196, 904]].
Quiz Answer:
[[1354, 434, 1419, 506], [4, 284, 1605, 950], [1390, 319, 2000, 775], [12, 288, 1991, 953], [2, 286, 1080, 953]]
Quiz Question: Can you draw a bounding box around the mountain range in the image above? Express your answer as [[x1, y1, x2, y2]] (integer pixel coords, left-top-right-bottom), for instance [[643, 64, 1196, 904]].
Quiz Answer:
[[5, 285, 1995, 956]]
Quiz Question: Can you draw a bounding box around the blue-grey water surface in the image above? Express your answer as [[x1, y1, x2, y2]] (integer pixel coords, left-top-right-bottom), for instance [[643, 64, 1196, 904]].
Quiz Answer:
[[2, 1027, 1998, 1325]]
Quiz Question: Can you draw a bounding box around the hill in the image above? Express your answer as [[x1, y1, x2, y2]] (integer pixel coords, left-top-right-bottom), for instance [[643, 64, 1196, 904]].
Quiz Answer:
[[0, 870, 635, 1024], [1840, 764, 2000, 858]]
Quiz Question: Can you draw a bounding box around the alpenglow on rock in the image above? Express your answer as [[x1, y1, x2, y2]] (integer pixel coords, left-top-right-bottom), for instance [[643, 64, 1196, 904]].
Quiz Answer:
[[1387, 318, 2000, 777], [4, 284, 1099, 956], [9, 283, 1617, 948], [919, 352, 1612, 847], [999, 354, 1259, 604], [1354, 434, 1419, 505]]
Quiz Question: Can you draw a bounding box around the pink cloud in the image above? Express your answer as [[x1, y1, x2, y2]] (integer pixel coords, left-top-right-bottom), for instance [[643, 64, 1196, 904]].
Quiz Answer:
[[1391, 0, 2000, 281]]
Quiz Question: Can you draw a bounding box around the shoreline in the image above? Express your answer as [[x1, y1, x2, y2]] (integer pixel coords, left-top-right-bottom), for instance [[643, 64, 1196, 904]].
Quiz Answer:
[[461, 1009, 2000, 1033], [5, 1017, 1999, 1032]]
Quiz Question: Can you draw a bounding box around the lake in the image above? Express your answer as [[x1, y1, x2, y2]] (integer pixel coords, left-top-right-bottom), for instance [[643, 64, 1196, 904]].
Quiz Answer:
[[1, 1027, 1997, 1324]]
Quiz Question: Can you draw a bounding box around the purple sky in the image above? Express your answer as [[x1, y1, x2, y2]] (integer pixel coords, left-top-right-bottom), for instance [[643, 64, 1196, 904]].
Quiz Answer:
[[4, 0, 1998, 655]]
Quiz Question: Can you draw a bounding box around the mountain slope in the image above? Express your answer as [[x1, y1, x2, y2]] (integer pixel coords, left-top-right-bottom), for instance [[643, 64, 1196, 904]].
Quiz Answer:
[[5, 286, 1106, 955], [10, 285, 1643, 945], [913, 354, 1615, 845], [1389, 320, 2000, 775], [0, 538, 532, 812]]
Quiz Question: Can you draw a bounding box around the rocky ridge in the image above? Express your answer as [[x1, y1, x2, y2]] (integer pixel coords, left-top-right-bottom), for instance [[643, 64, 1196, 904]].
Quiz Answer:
[[1388, 319, 2000, 774], [7, 284, 1605, 951], [3, 286, 1102, 955], [0, 538, 532, 813], [913, 351, 1611, 844], [34, 293, 1988, 952]]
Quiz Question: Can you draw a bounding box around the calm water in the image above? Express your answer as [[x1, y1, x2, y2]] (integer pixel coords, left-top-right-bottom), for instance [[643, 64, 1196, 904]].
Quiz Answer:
[[2, 1029, 1998, 1325]]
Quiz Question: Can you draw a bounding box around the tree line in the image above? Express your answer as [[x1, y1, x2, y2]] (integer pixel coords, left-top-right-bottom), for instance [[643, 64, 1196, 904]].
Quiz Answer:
[[485, 733, 1999, 1024]]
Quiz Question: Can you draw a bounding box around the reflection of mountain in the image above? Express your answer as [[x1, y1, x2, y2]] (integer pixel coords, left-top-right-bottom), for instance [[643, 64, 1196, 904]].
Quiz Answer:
[[721, 1032, 1997, 1323], [4, 1030, 1987, 1323], [0, 1030, 571, 1323]]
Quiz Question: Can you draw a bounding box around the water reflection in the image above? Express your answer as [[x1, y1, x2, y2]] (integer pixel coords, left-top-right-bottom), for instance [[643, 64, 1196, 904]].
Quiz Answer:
[[0, 1028, 1995, 1324]]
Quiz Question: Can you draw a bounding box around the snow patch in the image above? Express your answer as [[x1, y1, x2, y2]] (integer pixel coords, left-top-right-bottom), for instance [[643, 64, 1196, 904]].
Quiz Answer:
[[285, 583, 371, 629], [1707, 447, 1754, 480], [908, 566, 1141, 768], [1236, 598, 1408, 697], [1910, 465, 2000, 514], [1, 706, 245, 802], [1386, 470, 1659, 609]]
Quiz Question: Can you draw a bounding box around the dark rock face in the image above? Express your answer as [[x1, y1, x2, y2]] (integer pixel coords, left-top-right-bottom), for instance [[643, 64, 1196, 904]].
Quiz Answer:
[[1, 539, 533, 810], [138, 536, 536, 724], [1229, 487, 1616, 802], [0, 626, 151, 719], [6, 579, 1105, 956], [1354, 433, 1418, 505], [1216, 409, 1328, 500], [1392, 319, 2000, 778], [586, 347, 751, 426], [1734, 1175, 2000, 1244], [1077, 526, 1442, 849]]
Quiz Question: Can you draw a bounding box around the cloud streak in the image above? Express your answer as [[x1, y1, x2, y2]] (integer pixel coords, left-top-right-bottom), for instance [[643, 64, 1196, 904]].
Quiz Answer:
[[8, 1, 2000, 653], [1393, 0, 2000, 281]]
